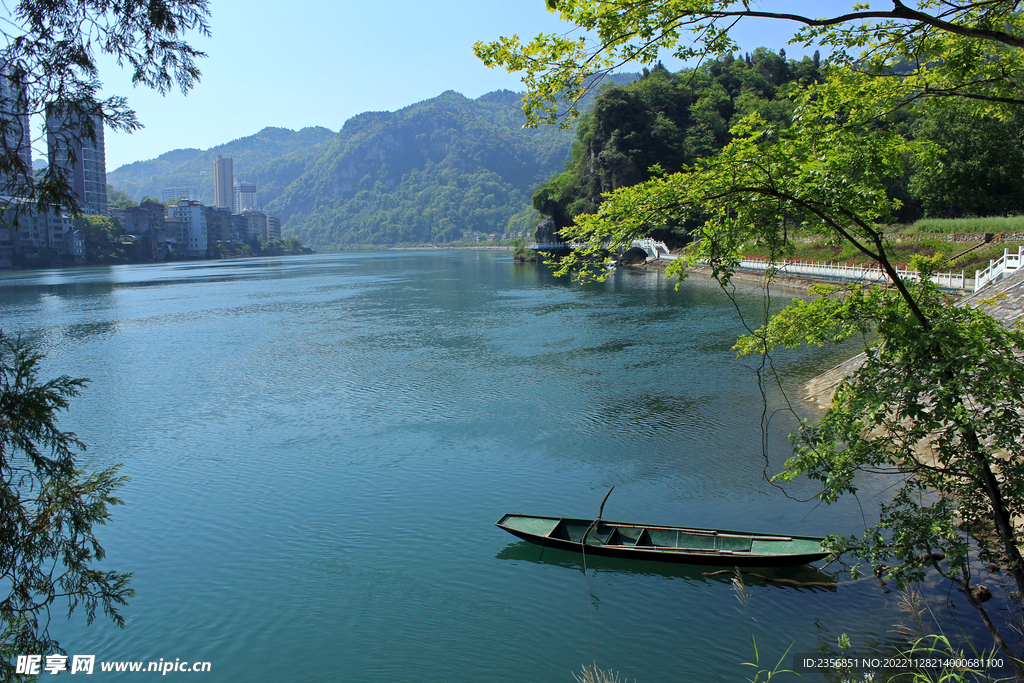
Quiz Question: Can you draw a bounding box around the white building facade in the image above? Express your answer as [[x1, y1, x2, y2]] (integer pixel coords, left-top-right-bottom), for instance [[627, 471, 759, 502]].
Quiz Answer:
[[168, 200, 208, 257]]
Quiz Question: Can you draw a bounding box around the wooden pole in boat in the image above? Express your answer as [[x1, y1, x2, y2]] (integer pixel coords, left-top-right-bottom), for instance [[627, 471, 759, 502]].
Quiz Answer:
[[581, 486, 615, 546]]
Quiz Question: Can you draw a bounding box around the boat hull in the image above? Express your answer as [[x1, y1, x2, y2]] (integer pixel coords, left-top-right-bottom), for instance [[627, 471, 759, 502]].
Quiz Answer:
[[496, 514, 829, 568]]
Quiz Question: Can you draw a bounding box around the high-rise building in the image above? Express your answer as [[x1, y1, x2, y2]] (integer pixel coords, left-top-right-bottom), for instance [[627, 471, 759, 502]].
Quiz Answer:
[[159, 187, 192, 204], [234, 182, 257, 213], [0, 62, 32, 196], [205, 205, 235, 245], [231, 213, 249, 241], [213, 155, 234, 212], [46, 109, 107, 215], [122, 200, 167, 236]]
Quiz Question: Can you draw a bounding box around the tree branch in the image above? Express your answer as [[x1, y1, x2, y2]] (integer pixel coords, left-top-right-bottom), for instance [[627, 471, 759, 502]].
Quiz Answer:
[[700, 1, 1024, 49]]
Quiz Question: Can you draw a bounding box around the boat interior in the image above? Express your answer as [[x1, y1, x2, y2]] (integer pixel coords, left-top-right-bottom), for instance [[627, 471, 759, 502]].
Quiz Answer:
[[551, 520, 753, 553]]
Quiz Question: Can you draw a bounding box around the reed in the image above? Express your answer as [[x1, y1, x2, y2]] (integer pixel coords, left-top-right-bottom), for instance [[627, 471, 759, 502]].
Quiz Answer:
[[572, 663, 630, 683], [892, 587, 1005, 683], [734, 571, 796, 683]]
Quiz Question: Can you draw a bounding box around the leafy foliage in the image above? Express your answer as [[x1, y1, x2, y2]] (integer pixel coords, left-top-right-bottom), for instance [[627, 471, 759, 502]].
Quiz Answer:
[[74, 215, 133, 264], [0, 333, 132, 680], [532, 51, 820, 241], [910, 100, 1024, 218], [0, 0, 209, 218], [538, 58, 1024, 247], [474, 0, 1024, 127], [106, 186, 138, 210]]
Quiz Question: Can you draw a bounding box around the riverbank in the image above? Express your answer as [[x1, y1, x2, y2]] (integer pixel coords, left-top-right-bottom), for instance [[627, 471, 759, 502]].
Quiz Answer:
[[797, 267, 1024, 407], [624, 258, 864, 296]]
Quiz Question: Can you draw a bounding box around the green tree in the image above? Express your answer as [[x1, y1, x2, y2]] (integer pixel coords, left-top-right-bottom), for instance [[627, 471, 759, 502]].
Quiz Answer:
[[474, 0, 1024, 127], [479, 1, 1024, 674], [74, 214, 125, 263], [0, 0, 209, 219], [910, 100, 1024, 217], [106, 186, 138, 211], [0, 332, 132, 680]]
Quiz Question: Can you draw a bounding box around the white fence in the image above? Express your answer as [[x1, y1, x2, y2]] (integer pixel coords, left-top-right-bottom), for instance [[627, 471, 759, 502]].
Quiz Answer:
[[738, 258, 968, 290], [974, 246, 1023, 291]]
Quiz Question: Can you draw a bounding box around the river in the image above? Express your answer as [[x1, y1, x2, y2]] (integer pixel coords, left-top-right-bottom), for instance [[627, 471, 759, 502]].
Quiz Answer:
[[0, 250, 998, 681]]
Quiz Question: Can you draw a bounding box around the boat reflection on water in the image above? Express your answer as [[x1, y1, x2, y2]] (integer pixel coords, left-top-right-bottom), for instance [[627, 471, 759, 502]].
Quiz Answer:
[[496, 540, 838, 591]]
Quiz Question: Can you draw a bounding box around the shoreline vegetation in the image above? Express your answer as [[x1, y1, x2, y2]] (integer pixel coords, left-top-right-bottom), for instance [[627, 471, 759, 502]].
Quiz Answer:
[[628, 252, 1024, 578]]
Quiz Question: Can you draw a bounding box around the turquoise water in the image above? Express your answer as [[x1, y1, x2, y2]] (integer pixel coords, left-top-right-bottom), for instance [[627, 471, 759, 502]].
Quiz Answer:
[[0, 251, 995, 681]]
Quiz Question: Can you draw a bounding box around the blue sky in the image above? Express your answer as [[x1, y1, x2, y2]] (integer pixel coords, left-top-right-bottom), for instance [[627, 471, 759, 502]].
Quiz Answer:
[[96, 0, 850, 171]]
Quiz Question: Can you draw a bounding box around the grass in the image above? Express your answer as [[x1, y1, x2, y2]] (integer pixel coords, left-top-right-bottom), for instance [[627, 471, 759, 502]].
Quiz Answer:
[[892, 216, 1024, 234], [890, 587, 1004, 683], [740, 232, 1024, 274]]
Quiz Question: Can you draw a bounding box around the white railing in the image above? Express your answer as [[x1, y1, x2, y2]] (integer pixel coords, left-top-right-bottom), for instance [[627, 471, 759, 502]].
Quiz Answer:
[[632, 238, 673, 258], [974, 246, 1023, 291], [738, 258, 967, 290]]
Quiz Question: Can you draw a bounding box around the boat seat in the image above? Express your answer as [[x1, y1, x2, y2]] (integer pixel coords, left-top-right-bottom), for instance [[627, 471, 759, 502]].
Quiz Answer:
[[718, 535, 752, 552], [558, 521, 608, 544]]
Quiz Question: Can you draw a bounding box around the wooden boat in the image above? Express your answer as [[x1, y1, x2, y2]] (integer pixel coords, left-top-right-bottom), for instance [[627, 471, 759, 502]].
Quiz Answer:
[[496, 514, 829, 567]]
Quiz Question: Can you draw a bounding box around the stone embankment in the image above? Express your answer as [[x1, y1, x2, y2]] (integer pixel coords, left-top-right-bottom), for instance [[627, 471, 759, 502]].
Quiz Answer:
[[802, 266, 1024, 407], [626, 258, 841, 295]]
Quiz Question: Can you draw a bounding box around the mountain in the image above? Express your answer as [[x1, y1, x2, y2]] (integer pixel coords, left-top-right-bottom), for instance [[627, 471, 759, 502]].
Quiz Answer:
[[269, 89, 580, 246], [107, 126, 337, 206], [108, 77, 638, 248]]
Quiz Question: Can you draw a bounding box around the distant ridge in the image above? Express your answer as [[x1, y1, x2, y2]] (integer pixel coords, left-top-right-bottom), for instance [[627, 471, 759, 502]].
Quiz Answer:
[[108, 75, 637, 249], [108, 127, 337, 207]]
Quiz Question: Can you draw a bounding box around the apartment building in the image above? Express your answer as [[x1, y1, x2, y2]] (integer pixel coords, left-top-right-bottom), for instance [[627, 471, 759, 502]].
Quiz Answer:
[[46, 109, 108, 216], [167, 200, 208, 257], [213, 155, 234, 212]]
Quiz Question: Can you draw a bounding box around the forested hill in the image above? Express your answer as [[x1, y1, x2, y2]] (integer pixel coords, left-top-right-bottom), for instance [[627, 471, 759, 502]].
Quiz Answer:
[[273, 89, 583, 246], [109, 80, 637, 248], [532, 51, 823, 244], [532, 51, 1024, 244], [107, 126, 337, 207]]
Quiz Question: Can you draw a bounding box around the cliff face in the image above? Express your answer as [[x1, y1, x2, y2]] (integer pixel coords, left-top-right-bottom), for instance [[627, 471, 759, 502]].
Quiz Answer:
[[534, 215, 558, 243]]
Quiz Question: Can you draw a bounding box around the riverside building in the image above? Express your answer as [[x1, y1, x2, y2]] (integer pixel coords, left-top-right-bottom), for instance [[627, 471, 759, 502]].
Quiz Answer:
[[46, 109, 108, 216], [213, 155, 234, 212]]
